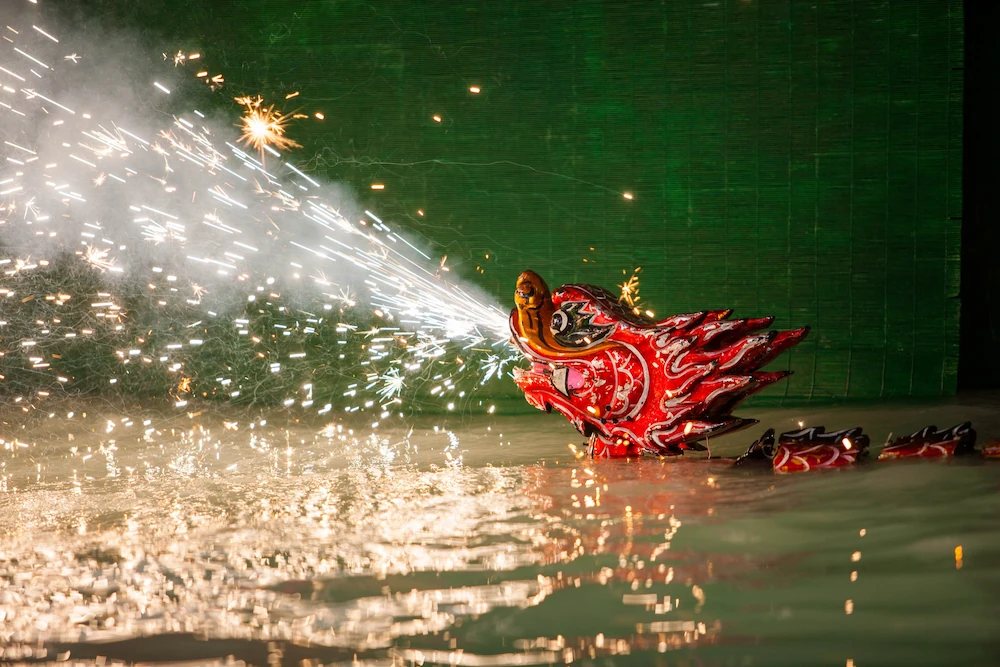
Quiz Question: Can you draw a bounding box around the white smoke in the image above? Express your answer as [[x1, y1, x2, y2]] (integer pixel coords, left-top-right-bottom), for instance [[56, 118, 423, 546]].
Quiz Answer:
[[0, 0, 507, 330]]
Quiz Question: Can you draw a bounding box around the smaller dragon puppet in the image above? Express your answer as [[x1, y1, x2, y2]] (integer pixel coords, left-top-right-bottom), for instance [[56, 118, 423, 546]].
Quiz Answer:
[[509, 271, 999, 466]]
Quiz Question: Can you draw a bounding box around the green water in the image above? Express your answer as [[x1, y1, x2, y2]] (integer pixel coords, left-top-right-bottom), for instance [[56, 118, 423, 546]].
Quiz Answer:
[[0, 398, 998, 665]]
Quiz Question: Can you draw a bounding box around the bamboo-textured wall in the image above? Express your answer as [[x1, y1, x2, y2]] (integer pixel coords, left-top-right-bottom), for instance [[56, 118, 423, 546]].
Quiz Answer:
[[97, 0, 964, 401]]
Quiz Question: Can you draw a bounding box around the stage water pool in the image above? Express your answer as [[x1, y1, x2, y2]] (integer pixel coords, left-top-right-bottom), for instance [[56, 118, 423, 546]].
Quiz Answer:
[[1, 398, 998, 665]]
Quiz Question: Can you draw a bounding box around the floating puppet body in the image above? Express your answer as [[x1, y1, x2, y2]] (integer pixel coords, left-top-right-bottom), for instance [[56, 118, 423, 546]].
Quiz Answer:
[[735, 426, 871, 473], [735, 422, 991, 473], [509, 271, 992, 468], [509, 270, 809, 457]]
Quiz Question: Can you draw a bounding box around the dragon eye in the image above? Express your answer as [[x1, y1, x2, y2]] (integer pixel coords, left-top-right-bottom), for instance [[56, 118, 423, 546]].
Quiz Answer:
[[550, 309, 570, 334]]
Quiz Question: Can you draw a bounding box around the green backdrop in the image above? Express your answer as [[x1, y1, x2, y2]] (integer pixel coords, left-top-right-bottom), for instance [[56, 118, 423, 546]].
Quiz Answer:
[[85, 0, 964, 402]]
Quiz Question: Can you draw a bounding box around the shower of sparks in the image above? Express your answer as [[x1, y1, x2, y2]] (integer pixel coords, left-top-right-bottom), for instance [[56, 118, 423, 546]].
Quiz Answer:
[[0, 9, 514, 421], [480, 353, 515, 385], [235, 94, 302, 155]]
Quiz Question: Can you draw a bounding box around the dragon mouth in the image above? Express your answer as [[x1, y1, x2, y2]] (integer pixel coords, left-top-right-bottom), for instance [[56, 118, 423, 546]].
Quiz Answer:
[[511, 362, 547, 379], [515, 361, 573, 398]]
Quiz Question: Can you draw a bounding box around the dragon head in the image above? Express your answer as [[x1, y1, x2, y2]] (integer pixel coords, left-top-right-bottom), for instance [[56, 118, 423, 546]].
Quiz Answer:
[[509, 271, 809, 457]]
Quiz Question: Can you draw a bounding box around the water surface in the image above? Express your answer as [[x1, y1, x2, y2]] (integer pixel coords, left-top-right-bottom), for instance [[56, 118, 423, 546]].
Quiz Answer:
[[1, 398, 999, 665]]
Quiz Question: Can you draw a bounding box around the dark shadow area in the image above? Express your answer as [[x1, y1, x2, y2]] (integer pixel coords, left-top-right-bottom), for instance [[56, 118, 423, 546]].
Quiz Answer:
[[959, 0, 1000, 389]]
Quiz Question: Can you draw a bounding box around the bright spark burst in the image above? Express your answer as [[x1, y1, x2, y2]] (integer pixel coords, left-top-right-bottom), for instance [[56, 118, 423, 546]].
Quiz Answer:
[[83, 245, 117, 272], [376, 368, 405, 402], [22, 197, 40, 220], [618, 267, 642, 308], [235, 95, 302, 155], [334, 288, 357, 307], [480, 353, 517, 384]]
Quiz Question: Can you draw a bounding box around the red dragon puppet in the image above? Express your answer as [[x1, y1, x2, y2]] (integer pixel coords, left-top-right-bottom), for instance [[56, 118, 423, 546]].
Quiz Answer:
[[509, 271, 996, 467], [509, 270, 808, 458]]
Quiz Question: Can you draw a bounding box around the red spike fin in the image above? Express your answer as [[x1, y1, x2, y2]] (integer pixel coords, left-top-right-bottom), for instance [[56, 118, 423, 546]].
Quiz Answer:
[[687, 375, 754, 408], [754, 327, 810, 367]]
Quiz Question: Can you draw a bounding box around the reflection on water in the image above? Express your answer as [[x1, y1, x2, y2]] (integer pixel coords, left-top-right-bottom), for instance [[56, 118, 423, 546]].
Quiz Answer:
[[1, 401, 1000, 665]]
